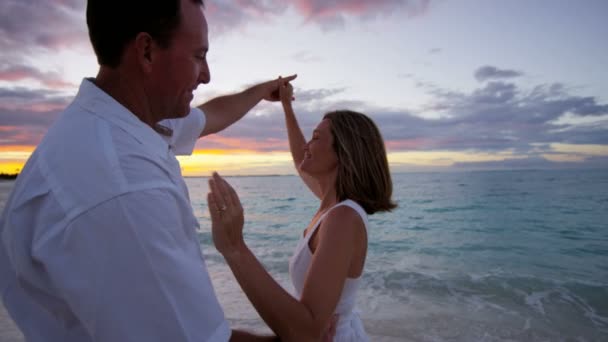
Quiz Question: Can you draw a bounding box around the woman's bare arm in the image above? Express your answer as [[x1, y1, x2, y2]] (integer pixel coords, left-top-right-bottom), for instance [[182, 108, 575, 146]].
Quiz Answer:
[[279, 81, 322, 199], [208, 174, 364, 340]]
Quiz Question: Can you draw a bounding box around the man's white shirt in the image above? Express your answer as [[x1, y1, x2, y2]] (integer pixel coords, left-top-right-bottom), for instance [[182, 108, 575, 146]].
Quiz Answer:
[[0, 79, 231, 341]]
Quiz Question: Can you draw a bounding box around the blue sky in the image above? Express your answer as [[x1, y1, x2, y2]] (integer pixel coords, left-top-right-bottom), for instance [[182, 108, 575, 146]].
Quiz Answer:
[[1, 0, 607, 175]]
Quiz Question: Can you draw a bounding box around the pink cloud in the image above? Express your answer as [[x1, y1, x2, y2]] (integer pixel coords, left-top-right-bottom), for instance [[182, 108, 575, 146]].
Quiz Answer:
[[0, 0, 87, 53], [205, 0, 287, 34], [195, 135, 288, 152], [205, 0, 430, 34], [0, 125, 47, 147], [295, 0, 430, 29], [294, 0, 430, 24], [386, 138, 430, 150], [0, 65, 75, 89]]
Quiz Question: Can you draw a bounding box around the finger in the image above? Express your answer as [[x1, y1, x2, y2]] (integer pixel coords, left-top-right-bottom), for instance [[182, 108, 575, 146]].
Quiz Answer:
[[216, 174, 236, 208], [212, 172, 230, 207], [224, 179, 241, 210], [207, 192, 220, 221], [208, 177, 226, 210], [282, 74, 297, 82]]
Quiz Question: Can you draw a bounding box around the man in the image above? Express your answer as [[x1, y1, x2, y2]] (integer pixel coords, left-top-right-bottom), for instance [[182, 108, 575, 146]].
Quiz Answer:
[[0, 0, 294, 340]]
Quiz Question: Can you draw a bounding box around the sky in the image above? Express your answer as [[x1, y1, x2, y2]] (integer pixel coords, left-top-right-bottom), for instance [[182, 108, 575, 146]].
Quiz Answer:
[[1, 0, 607, 176]]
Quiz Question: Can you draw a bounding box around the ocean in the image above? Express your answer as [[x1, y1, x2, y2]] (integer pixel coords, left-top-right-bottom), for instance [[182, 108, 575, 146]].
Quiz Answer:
[[1, 169, 607, 341]]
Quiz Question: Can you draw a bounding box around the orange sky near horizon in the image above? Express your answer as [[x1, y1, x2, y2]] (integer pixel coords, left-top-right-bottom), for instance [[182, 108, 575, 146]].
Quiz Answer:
[[2, 143, 608, 176]]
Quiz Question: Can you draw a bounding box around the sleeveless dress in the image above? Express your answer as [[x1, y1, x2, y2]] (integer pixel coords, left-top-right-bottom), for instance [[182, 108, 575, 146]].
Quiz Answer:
[[288, 199, 370, 341]]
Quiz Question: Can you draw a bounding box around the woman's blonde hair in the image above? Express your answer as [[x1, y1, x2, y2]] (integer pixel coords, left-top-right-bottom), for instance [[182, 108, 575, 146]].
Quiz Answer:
[[324, 110, 396, 214]]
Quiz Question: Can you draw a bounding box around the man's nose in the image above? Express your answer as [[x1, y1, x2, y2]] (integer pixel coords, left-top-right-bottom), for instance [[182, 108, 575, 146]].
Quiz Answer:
[[199, 60, 210, 84]]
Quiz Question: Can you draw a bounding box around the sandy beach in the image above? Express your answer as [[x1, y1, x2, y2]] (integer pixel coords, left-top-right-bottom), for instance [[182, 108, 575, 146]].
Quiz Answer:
[[0, 301, 401, 341]]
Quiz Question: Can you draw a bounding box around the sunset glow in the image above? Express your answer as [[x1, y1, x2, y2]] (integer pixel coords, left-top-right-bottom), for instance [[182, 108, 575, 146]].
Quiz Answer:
[[1, 0, 607, 176]]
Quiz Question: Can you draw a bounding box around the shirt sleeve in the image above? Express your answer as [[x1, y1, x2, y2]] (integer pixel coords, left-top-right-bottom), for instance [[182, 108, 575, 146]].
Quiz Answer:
[[158, 108, 206, 156], [35, 188, 230, 342]]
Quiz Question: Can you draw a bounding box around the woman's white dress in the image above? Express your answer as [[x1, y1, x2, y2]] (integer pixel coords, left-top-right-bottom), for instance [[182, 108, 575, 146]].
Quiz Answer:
[[288, 199, 370, 341]]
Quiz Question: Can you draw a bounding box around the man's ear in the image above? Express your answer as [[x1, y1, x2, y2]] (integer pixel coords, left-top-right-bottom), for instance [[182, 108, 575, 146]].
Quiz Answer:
[[134, 32, 154, 73]]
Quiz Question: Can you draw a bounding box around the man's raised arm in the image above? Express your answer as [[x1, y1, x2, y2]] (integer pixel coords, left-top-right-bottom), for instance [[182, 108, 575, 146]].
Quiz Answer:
[[198, 75, 296, 137]]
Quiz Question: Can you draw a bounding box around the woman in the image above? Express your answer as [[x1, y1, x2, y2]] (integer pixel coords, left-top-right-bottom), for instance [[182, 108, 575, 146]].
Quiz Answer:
[[208, 78, 396, 341]]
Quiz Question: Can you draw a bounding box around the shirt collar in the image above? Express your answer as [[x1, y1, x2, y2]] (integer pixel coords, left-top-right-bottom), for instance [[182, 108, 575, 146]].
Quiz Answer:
[[73, 78, 170, 158]]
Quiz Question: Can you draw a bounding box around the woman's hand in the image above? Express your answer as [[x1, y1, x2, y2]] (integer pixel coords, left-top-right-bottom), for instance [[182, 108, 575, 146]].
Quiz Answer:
[[278, 76, 294, 108], [321, 314, 338, 341], [207, 172, 245, 257]]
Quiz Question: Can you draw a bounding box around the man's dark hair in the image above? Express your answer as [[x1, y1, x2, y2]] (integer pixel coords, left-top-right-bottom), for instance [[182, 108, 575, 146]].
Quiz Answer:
[[86, 0, 204, 68]]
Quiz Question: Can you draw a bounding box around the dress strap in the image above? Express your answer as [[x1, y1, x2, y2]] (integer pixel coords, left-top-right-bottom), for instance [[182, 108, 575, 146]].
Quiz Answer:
[[336, 200, 369, 231], [303, 199, 368, 245]]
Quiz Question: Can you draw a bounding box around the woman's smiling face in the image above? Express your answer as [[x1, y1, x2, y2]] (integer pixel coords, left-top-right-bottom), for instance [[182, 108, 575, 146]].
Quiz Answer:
[[299, 119, 339, 176]]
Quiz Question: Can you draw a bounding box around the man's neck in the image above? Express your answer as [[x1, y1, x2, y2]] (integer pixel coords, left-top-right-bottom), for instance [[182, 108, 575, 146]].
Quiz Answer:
[[93, 66, 156, 128]]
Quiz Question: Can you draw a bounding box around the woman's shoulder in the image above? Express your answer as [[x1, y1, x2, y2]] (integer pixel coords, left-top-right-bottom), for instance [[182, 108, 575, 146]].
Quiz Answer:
[[323, 200, 367, 231], [316, 201, 368, 253], [333, 199, 368, 221]]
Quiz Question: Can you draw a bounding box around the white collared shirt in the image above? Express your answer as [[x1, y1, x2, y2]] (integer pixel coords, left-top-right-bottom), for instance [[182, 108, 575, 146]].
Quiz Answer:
[[0, 79, 231, 341]]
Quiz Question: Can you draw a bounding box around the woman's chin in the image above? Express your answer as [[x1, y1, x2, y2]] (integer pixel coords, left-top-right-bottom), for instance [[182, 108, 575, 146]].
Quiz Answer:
[[298, 162, 310, 174]]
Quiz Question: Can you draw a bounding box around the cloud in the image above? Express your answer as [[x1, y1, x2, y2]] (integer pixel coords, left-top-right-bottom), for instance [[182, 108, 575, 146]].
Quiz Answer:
[[206, 0, 431, 33], [0, 64, 76, 89], [0, 0, 87, 53], [201, 69, 608, 162], [474, 65, 523, 82], [206, 0, 288, 34], [290, 51, 324, 63], [2, 63, 607, 172], [0, 87, 71, 145], [294, 0, 430, 19], [413, 79, 608, 152], [0, 0, 87, 96]]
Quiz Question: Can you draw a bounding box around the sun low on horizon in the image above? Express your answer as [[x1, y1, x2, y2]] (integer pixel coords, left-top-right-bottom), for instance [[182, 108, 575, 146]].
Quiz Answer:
[[1, 0, 608, 177]]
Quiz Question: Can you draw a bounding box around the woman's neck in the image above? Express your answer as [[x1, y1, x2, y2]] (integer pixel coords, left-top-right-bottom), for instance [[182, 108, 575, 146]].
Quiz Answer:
[[316, 171, 339, 213]]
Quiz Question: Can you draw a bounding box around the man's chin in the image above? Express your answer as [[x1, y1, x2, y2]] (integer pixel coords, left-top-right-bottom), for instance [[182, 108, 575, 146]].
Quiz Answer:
[[172, 106, 191, 119]]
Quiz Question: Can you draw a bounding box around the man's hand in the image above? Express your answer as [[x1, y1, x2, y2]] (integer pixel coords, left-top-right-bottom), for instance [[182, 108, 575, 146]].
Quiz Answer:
[[264, 74, 297, 102]]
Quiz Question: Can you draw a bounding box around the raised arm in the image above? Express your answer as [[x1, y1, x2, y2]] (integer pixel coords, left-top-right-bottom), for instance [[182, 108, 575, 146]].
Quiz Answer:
[[279, 81, 322, 198], [209, 173, 359, 341], [198, 75, 296, 137]]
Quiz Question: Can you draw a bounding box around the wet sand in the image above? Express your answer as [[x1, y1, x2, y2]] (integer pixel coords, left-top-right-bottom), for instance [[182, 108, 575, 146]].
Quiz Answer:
[[1, 302, 401, 341]]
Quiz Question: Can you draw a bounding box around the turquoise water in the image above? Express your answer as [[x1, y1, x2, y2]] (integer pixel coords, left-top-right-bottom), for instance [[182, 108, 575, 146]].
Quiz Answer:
[[1, 169, 607, 341], [188, 170, 608, 341]]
